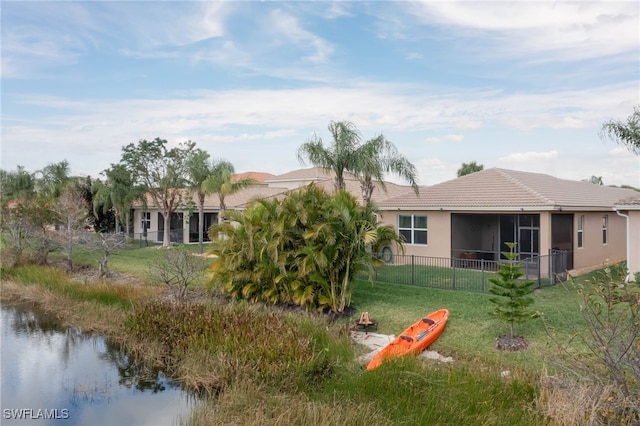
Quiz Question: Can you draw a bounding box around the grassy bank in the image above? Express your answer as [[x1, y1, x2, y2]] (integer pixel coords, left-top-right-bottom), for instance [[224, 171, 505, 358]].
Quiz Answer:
[[0, 245, 609, 425]]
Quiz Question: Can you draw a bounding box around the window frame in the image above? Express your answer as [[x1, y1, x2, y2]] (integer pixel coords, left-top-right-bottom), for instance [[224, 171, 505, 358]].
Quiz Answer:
[[141, 211, 151, 233], [577, 214, 584, 249], [602, 214, 608, 245], [398, 214, 428, 245]]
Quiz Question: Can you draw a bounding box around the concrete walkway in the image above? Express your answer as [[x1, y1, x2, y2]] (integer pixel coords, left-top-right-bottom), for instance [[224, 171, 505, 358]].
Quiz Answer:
[[350, 330, 454, 365]]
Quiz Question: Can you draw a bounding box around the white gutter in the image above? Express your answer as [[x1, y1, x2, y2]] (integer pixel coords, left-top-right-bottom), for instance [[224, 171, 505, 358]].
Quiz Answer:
[[614, 208, 631, 283]]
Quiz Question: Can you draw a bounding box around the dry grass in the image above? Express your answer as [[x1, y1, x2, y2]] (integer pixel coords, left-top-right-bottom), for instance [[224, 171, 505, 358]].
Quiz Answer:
[[537, 372, 614, 426], [186, 380, 395, 426], [539, 379, 640, 425], [0, 278, 160, 334]]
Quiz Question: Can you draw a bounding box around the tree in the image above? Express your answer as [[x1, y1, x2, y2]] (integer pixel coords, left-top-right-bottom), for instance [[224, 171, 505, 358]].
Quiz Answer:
[[20, 197, 61, 265], [35, 160, 72, 198], [543, 264, 639, 422], [186, 149, 212, 253], [119, 138, 196, 247], [148, 247, 209, 300], [352, 134, 419, 206], [457, 161, 484, 177], [209, 184, 404, 313], [93, 164, 145, 235], [186, 152, 254, 252], [298, 121, 361, 192], [201, 160, 256, 225], [583, 175, 604, 185], [600, 106, 640, 155], [91, 232, 128, 279], [53, 186, 89, 271], [0, 166, 35, 204], [488, 242, 538, 349], [298, 121, 419, 205]]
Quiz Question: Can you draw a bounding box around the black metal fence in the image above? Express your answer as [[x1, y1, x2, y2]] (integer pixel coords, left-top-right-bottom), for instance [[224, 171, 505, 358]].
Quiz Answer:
[[134, 229, 185, 246], [367, 250, 568, 293]]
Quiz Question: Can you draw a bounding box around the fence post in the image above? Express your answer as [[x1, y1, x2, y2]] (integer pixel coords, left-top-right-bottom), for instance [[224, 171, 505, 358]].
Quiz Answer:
[[411, 255, 415, 286], [481, 259, 485, 292], [452, 258, 456, 290]]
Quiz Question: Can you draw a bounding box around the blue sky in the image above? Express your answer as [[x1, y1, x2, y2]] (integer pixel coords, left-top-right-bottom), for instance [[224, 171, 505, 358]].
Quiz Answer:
[[2, 1, 639, 187]]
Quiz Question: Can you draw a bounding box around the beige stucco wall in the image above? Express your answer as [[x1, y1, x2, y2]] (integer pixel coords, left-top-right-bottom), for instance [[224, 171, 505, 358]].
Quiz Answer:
[[626, 210, 640, 281], [572, 211, 627, 272], [378, 210, 451, 257]]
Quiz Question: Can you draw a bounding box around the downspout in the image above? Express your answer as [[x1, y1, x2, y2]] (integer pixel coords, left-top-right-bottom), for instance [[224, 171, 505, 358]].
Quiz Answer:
[[614, 208, 631, 283]]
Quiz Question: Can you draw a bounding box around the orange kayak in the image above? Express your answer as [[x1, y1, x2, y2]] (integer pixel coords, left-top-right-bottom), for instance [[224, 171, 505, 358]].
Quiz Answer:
[[366, 309, 449, 371]]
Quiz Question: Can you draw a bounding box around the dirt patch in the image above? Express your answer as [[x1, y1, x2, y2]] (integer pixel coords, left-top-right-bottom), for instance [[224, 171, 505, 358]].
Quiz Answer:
[[495, 335, 529, 351]]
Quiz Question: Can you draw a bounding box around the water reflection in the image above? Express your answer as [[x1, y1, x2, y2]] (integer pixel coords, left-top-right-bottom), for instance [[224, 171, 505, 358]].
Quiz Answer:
[[1, 303, 194, 425]]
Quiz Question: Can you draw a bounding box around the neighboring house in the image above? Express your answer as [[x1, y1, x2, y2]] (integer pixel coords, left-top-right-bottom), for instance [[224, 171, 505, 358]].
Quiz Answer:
[[130, 166, 638, 280], [614, 195, 640, 281], [376, 168, 639, 279]]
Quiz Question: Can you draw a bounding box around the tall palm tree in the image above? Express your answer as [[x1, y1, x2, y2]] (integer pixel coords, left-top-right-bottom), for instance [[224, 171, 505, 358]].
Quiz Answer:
[[93, 164, 145, 235], [186, 149, 216, 253], [202, 160, 256, 225], [297, 120, 361, 191], [353, 134, 419, 206], [298, 121, 418, 205], [35, 160, 72, 198]]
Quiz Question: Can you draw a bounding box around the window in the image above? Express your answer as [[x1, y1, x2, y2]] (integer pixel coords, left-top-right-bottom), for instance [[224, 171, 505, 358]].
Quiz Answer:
[[577, 215, 584, 248], [602, 215, 608, 245], [141, 212, 151, 234], [398, 215, 427, 245]]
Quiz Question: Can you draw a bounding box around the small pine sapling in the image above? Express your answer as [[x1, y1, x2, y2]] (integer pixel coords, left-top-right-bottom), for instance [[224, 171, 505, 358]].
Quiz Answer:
[[488, 242, 538, 346]]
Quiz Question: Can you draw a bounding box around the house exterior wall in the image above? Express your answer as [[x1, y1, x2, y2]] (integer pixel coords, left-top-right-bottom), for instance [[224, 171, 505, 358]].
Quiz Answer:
[[132, 209, 191, 243], [572, 211, 626, 272], [627, 210, 640, 280], [379, 210, 451, 257]]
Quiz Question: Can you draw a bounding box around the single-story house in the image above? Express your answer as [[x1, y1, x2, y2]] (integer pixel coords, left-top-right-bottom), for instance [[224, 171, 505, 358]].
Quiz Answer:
[[376, 168, 639, 280], [130, 167, 639, 280]]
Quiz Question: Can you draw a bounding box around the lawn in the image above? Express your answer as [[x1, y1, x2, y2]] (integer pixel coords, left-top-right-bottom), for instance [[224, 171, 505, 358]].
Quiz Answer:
[[9, 242, 624, 425]]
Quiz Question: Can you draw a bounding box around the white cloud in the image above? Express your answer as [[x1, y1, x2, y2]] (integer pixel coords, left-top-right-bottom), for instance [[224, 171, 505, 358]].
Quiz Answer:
[[270, 9, 334, 64], [499, 150, 558, 162], [411, 1, 639, 61]]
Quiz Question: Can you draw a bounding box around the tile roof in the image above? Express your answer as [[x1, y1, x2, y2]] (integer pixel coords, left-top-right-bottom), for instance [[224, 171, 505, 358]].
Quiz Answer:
[[265, 167, 357, 183], [314, 178, 416, 205], [232, 171, 275, 183], [202, 186, 289, 209], [379, 168, 639, 210], [616, 194, 640, 208]]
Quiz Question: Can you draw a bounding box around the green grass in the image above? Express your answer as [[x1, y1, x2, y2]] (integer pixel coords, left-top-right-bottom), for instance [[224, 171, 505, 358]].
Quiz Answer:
[[350, 275, 589, 373], [72, 241, 211, 287], [1, 265, 138, 308], [370, 263, 554, 292]]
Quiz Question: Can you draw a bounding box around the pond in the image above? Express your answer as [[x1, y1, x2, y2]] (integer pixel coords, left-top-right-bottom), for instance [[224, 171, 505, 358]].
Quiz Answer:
[[1, 303, 195, 425]]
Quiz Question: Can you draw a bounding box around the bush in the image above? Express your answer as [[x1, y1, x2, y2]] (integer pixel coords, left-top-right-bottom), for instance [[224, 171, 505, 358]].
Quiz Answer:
[[545, 264, 640, 423]]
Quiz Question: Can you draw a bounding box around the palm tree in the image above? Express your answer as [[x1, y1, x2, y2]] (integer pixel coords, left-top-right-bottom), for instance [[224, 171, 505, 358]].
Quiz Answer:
[[297, 120, 361, 191], [298, 121, 418, 205], [353, 134, 419, 205], [186, 150, 217, 253], [600, 106, 640, 155], [202, 160, 256, 225], [93, 164, 145, 235], [0, 166, 36, 203], [35, 160, 72, 198]]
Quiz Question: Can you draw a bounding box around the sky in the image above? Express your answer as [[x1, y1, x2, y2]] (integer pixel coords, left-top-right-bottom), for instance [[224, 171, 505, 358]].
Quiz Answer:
[[1, 1, 639, 187]]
